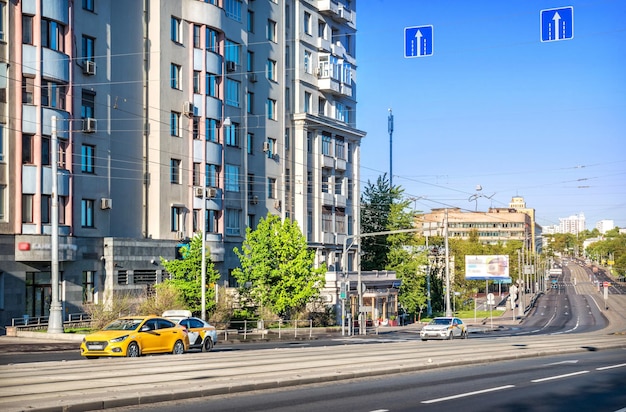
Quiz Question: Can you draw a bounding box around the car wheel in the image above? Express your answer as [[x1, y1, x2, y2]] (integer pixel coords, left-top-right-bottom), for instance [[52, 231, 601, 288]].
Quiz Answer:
[[421, 339, 427, 341], [86, 356, 98, 360], [202, 337, 213, 352], [172, 340, 185, 355], [127, 342, 140, 358], [447, 332, 453, 340], [462, 330, 468, 339]]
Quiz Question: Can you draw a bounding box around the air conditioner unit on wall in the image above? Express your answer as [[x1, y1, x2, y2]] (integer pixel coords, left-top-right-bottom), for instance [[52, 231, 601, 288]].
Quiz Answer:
[[250, 195, 259, 205], [183, 101, 194, 117], [274, 199, 281, 210], [84, 118, 97, 133], [177, 231, 184, 239], [100, 198, 112, 210], [207, 187, 217, 198], [263, 141, 270, 152], [84, 60, 96, 75], [226, 61, 236, 72], [194, 187, 204, 197], [249, 73, 257, 83]]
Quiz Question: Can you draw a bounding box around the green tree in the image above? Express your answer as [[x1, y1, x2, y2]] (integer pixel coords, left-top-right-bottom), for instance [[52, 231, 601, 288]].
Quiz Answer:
[[232, 214, 326, 318], [160, 233, 220, 316]]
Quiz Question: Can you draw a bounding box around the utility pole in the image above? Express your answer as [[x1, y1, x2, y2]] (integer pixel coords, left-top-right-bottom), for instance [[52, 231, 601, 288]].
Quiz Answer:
[[388, 108, 393, 187]]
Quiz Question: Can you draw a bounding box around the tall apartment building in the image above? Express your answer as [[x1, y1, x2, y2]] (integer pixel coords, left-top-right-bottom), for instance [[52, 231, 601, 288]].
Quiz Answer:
[[559, 213, 586, 235], [595, 219, 614, 235], [0, 0, 364, 327]]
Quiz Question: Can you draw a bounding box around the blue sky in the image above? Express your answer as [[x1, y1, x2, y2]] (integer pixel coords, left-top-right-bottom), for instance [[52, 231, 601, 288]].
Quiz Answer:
[[355, 0, 626, 229]]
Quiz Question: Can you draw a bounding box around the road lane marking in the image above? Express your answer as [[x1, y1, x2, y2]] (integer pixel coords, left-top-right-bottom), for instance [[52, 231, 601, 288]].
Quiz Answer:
[[596, 363, 626, 371], [547, 360, 579, 366], [421, 385, 515, 404], [531, 370, 589, 383]]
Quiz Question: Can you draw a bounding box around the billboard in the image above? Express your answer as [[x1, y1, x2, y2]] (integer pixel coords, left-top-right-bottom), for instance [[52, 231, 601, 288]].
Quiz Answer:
[[465, 255, 510, 280]]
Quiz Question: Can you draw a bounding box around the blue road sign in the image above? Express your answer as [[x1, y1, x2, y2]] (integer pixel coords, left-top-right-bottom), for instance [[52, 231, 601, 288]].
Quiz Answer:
[[541, 6, 574, 42], [404, 25, 433, 58]]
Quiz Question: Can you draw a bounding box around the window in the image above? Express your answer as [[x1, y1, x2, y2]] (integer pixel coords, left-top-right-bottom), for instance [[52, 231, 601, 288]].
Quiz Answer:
[[335, 209, 346, 233], [225, 40, 241, 65], [247, 92, 254, 114], [193, 71, 201, 93], [206, 73, 218, 97], [81, 144, 95, 173], [247, 214, 255, 229], [226, 79, 240, 107], [225, 0, 242, 22], [307, 171, 312, 193], [41, 195, 51, 224], [321, 168, 331, 193], [205, 209, 217, 233], [225, 122, 239, 146], [171, 17, 181, 43], [81, 89, 95, 119], [266, 138, 276, 158], [267, 20, 277, 42], [193, 24, 201, 48], [193, 116, 200, 139], [247, 133, 254, 154], [307, 131, 312, 153], [206, 164, 217, 187], [318, 97, 326, 116], [322, 133, 332, 155], [171, 206, 183, 231], [22, 76, 34, 104], [304, 50, 312, 74], [22, 15, 33, 44], [304, 12, 311, 35], [0, 185, 5, 221], [41, 136, 50, 166], [22, 194, 33, 223], [247, 51, 254, 72], [226, 208, 241, 235], [225, 164, 240, 192], [170, 63, 181, 89], [304, 92, 311, 113], [206, 118, 218, 142], [206, 28, 218, 53], [267, 177, 277, 199], [81, 199, 95, 228], [248, 173, 255, 198], [336, 102, 349, 123], [83, 0, 95, 12], [318, 20, 326, 39], [170, 112, 180, 136], [82, 35, 95, 65], [22, 134, 33, 164], [267, 98, 276, 120], [170, 159, 181, 184], [266, 59, 277, 81], [335, 136, 345, 159], [335, 173, 343, 195], [347, 179, 353, 200], [82, 271, 95, 303], [42, 81, 67, 109], [0, 125, 4, 162], [247, 10, 254, 33], [322, 207, 332, 232], [41, 18, 65, 52], [193, 162, 201, 186]]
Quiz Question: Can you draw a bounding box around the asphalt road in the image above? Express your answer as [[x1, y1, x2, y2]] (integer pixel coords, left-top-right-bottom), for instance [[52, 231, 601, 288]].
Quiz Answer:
[[97, 348, 626, 412]]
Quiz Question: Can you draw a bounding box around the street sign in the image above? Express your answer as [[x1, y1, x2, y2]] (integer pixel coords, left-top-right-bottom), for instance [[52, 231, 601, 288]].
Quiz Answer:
[[487, 293, 495, 305], [404, 25, 433, 58], [541, 6, 574, 42]]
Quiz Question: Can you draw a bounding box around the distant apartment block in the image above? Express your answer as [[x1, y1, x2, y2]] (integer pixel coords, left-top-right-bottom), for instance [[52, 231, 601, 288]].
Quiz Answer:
[[595, 220, 614, 234]]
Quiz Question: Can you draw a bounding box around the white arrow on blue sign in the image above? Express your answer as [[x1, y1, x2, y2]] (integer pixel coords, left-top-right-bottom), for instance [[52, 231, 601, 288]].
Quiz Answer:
[[540, 6, 574, 42], [404, 25, 433, 58]]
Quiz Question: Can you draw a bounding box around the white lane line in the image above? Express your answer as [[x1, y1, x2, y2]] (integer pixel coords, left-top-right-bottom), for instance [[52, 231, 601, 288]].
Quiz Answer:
[[421, 385, 515, 404], [547, 360, 579, 366], [531, 370, 589, 383], [596, 363, 626, 371], [369, 410, 389, 412]]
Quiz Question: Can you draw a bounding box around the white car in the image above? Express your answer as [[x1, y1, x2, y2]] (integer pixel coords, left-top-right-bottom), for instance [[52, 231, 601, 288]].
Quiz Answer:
[[420, 317, 468, 341], [163, 310, 218, 352]]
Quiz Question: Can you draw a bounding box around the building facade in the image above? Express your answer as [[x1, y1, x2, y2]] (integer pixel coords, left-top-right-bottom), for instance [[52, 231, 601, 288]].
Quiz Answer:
[[0, 0, 364, 328], [418, 207, 534, 249], [559, 213, 586, 235], [595, 219, 614, 235]]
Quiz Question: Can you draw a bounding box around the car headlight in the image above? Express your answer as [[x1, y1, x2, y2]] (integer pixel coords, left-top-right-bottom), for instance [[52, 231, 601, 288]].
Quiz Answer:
[[110, 335, 129, 343]]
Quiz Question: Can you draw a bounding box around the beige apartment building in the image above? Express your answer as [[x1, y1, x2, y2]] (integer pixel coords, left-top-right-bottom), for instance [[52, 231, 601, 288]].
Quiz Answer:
[[418, 205, 539, 250], [0, 0, 364, 327]]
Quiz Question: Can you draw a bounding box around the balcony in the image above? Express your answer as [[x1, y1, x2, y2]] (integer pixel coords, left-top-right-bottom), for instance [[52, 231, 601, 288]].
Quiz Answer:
[[317, 37, 331, 52], [335, 158, 346, 171], [193, 139, 222, 165], [205, 96, 222, 119], [322, 192, 334, 206], [335, 194, 347, 208]]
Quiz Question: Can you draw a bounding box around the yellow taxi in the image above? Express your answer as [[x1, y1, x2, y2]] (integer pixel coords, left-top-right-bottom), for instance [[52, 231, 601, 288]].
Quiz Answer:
[[80, 315, 189, 359]]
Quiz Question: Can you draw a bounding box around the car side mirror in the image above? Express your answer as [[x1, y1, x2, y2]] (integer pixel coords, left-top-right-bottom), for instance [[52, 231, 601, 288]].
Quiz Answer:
[[140, 325, 150, 332]]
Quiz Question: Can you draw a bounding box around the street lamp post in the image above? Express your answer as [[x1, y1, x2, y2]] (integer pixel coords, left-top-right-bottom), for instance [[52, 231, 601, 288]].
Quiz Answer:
[[48, 116, 63, 334]]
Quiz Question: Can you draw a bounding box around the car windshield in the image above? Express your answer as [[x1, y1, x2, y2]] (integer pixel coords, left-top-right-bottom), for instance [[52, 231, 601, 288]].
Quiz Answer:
[[103, 319, 143, 331], [430, 318, 452, 325]]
